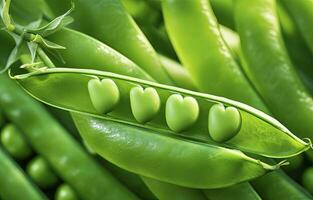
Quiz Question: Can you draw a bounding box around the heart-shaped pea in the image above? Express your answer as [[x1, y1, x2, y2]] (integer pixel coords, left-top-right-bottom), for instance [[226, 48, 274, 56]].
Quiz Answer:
[[166, 94, 199, 132], [130, 86, 161, 123], [88, 78, 120, 114], [208, 104, 241, 142]]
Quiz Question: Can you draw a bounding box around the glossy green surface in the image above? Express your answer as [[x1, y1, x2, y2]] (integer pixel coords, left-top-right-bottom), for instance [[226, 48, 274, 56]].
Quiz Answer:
[[234, 0, 313, 140], [88, 79, 120, 114], [165, 94, 199, 132], [73, 113, 279, 189], [27, 156, 58, 188], [0, 74, 139, 200], [0, 147, 47, 200], [55, 184, 78, 200], [204, 182, 261, 200], [12, 68, 309, 158], [130, 86, 161, 123], [44, 0, 173, 84], [253, 170, 313, 200], [280, 0, 313, 54], [162, 0, 267, 112], [142, 177, 207, 200], [1, 124, 32, 160], [208, 104, 241, 143], [47, 28, 154, 81]]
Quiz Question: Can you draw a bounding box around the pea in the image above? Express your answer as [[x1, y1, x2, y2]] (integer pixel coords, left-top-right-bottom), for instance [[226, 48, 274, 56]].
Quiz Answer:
[[55, 184, 78, 200], [27, 156, 59, 188], [1, 124, 32, 160]]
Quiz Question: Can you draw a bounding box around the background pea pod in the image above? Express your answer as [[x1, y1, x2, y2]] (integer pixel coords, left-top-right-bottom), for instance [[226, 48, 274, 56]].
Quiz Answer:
[[161, 0, 268, 112], [204, 182, 261, 200], [0, 74, 140, 200], [0, 146, 47, 200], [234, 0, 313, 141], [141, 177, 207, 200], [253, 169, 313, 200], [43, 0, 173, 84], [279, 0, 313, 54], [11, 67, 310, 158], [46, 28, 155, 81]]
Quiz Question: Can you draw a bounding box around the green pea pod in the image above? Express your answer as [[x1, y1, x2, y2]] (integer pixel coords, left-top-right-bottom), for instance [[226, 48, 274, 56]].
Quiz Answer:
[[27, 156, 59, 188], [11, 67, 310, 158], [278, 4, 313, 94], [72, 113, 281, 189], [0, 74, 139, 200], [204, 182, 261, 200], [210, 0, 235, 30], [101, 159, 157, 200], [158, 55, 197, 90], [234, 0, 313, 140], [161, 0, 267, 112], [44, 0, 173, 84], [280, 0, 313, 54], [141, 177, 207, 200], [0, 147, 47, 200], [1, 124, 32, 160], [253, 169, 313, 199], [46, 28, 155, 81], [121, 0, 161, 26]]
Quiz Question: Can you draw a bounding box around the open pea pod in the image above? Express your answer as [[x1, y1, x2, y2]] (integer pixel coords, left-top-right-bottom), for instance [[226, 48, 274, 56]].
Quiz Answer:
[[11, 67, 310, 158]]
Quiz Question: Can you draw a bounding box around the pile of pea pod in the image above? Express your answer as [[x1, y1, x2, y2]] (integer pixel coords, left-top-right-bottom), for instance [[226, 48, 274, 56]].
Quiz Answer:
[[0, 0, 313, 199]]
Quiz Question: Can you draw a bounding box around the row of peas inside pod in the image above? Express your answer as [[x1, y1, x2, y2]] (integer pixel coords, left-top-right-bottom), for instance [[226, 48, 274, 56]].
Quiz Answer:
[[0, 122, 78, 200], [88, 77, 241, 142]]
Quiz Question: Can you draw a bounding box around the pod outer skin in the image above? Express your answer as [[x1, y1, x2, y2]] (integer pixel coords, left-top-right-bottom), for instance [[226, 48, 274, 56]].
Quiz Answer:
[[73, 113, 272, 189], [44, 0, 173, 84], [235, 0, 313, 140], [0, 147, 47, 200], [162, 0, 268, 112], [141, 176, 207, 200], [0, 74, 139, 200]]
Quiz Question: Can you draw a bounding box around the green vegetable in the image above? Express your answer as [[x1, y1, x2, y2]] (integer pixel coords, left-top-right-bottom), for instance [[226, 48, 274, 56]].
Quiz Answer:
[[208, 104, 241, 143], [55, 184, 78, 200], [130, 86, 161, 123], [165, 94, 199, 132], [11, 67, 309, 158], [204, 182, 261, 200], [0, 74, 139, 200], [44, 0, 173, 84], [162, 0, 268, 112], [46, 28, 154, 81], [27, 156, 59, 188], [142, 177, 207, 200], [234, 0, 313, 140], [88, 78, 120, 114], [280, 0, 313, 54], [0, 147, 47, 200], [73, 113, 282, 189], [253, 169, 313, 199], [1, 124, 32, 160]]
